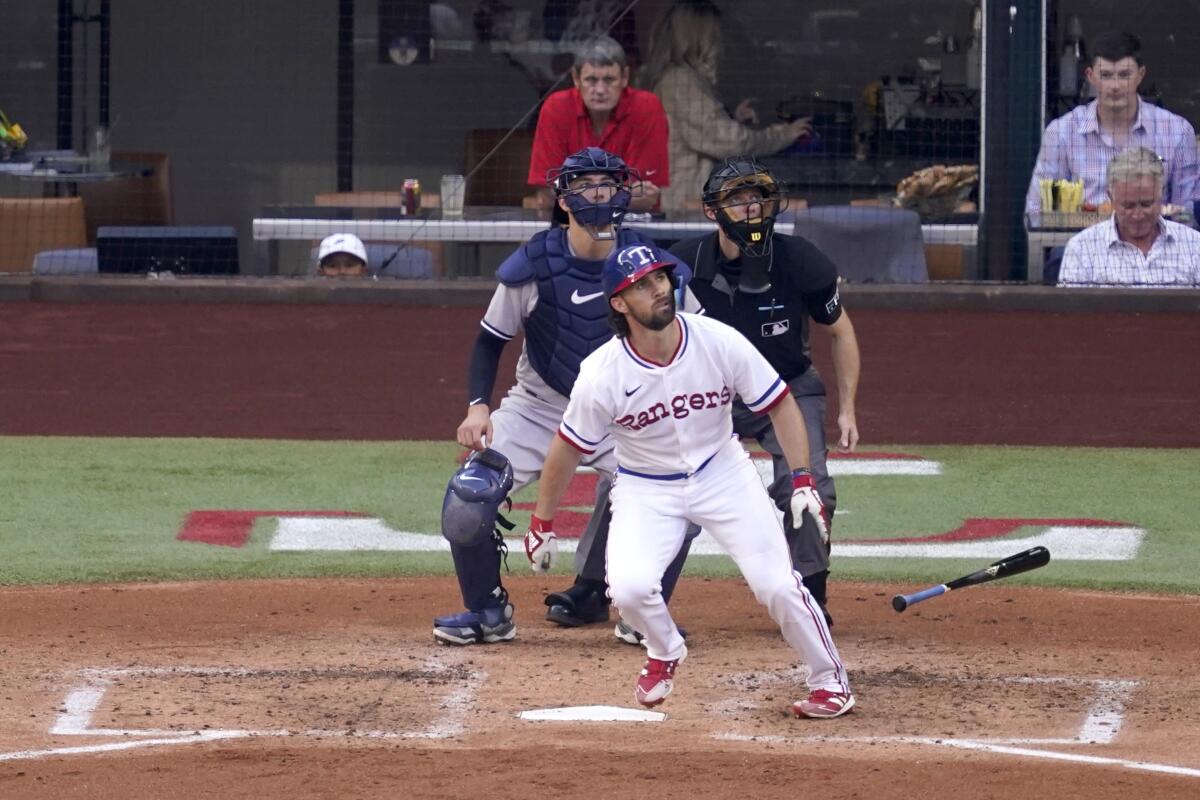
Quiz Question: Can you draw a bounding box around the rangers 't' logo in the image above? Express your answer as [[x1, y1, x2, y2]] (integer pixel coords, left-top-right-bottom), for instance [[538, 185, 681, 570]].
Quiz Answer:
[[617, 244, 657, 270]]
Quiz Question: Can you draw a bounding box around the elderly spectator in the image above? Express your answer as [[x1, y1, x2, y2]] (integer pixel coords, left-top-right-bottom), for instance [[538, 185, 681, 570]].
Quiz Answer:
[[1026, 31, 1198, 217], [528, 35, 668, 212], [1058, 147, 1200, 287], [638, 0, 812, 213]]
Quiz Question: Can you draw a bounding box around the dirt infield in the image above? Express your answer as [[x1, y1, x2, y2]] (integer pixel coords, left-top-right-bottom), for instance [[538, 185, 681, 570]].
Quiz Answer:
[[1, 301, 1198, 795], [2, 578, 1198, 798]]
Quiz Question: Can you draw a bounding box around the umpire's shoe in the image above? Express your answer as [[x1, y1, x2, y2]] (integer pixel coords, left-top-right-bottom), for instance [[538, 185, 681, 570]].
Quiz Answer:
[[433, 591, 516, 646], [544, 579, 610, 626]]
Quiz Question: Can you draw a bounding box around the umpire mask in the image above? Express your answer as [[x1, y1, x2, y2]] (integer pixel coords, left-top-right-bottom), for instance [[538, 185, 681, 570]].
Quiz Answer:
[[703, 158, 788, 261]]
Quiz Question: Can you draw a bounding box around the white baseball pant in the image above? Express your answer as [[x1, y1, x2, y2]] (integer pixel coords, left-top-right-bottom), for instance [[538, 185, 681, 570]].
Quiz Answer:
[[606, 437, 850, 693]]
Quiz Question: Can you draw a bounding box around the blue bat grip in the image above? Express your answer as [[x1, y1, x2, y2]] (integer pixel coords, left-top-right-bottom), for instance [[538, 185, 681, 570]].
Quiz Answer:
[[905, 584, 948, 607], [893, 584, 949, 611]]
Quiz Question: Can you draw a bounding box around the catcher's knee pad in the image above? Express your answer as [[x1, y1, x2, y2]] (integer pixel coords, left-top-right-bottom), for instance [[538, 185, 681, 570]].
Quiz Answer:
[[441, 448, 514, 547]]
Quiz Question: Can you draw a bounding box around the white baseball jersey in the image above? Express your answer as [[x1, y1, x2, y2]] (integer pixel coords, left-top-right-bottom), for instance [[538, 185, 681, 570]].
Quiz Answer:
[[557, 312, 788, 475]]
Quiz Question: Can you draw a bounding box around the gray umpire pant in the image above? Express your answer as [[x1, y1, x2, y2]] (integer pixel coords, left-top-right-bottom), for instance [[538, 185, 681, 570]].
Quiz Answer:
[[730, 366, 835, 578]]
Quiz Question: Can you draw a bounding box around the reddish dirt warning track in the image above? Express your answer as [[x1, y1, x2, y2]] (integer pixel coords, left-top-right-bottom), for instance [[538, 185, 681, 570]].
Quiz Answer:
[[1, 578, 1199, 799]]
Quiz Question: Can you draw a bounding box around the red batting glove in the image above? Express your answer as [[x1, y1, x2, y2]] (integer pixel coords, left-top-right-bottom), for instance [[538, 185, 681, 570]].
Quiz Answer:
[[790, 468, 830, 544], [524, 514, 558, 573]]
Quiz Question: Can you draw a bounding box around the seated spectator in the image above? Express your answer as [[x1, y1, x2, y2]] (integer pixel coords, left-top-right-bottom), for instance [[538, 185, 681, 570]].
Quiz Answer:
[[1026, 31, 1198, 217], [1058, 146, 1200, 287], [312, 233, 435, 280], [317, 233, 368, 278], [528, 35, 668, 213], [637, 0, 812, 213]]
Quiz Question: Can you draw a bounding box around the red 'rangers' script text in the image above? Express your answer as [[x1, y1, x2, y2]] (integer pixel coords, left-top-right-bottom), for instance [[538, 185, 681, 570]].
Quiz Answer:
[[616, 386, 732, 431]]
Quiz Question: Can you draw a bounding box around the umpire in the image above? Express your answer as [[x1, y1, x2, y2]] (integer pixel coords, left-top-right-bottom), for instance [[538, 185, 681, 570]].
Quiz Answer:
[[670, 156, 861, 620]]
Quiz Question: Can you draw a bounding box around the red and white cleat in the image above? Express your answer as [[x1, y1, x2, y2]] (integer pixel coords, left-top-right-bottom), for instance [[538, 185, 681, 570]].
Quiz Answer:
[[634, 644, 687, 707], [793, 689, 856, 719]]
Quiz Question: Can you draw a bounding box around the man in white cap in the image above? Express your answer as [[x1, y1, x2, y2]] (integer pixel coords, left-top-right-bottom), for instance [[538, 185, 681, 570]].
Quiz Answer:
[[317, 233, 368, 278]]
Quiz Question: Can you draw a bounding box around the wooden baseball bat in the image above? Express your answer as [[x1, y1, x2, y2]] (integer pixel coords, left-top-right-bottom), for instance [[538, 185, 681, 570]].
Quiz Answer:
[[891, 546, 1051, 613]]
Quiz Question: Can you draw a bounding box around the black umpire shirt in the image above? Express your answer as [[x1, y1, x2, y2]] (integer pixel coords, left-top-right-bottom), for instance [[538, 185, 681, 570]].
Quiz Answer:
[[670, 232, 843, 382]]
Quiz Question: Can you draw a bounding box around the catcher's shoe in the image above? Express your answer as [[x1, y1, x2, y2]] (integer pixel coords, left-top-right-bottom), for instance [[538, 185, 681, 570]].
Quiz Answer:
[[433, 601, 516, 646], [792, 689, 855, 719], [615, 618, 688, 646], [544, 582, 611, 627], [635, 643, 686, 708]]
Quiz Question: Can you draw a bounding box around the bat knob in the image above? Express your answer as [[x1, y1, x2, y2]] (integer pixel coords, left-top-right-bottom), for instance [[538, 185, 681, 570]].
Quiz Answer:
[[891, 595, 908, 613]]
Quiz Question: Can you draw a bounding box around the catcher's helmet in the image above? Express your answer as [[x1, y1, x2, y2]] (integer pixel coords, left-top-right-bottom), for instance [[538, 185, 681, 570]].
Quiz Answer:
[[547, 147, 633, 233], [548, 146, 632, 193], [601, 241, 675, 299], [702, 157, 787, 258], [440, 448, 514, 547]]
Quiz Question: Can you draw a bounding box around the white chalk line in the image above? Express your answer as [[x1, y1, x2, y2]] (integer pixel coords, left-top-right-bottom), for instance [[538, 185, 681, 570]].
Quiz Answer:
[[1, 660, 483, 762], [713, 733, 1200, 778], [715, 675, 1198, 778]]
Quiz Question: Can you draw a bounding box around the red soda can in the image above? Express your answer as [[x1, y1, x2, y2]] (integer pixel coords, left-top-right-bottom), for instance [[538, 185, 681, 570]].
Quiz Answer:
[[402, 178, 421, 215]]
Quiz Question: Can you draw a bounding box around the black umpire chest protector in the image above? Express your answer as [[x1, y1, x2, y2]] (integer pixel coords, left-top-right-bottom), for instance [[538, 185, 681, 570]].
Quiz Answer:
[[678, 234, 818, 382]]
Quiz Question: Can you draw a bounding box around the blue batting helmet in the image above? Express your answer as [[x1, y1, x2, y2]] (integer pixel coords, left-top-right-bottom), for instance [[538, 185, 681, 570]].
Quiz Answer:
[[440, 448, 514, 547], [601, 242, 675, 299]]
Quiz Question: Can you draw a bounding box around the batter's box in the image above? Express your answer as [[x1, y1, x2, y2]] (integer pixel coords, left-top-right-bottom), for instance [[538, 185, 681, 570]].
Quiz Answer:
[[52, 660, 485, 742], [709, 667, 1137, 745]]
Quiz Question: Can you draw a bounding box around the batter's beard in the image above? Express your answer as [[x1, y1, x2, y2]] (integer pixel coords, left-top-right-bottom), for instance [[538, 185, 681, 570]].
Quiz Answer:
[[630, 293, 677, 331]]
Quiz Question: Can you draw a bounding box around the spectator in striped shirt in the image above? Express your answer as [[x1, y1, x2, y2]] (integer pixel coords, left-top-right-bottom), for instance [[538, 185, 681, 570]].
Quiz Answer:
[[1026, 31, 1198, 217], [1058, 146, 1200, 287]]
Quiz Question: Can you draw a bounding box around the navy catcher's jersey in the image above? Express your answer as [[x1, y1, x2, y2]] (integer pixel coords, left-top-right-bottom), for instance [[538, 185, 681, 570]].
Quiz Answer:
[[671, 232, 841, 382], [486, 227, 696, 399]]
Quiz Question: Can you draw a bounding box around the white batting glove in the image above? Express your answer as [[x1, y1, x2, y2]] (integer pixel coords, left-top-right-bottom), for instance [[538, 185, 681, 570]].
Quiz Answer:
[[524, 515, 558, 573], [790, 469, 830, 545]]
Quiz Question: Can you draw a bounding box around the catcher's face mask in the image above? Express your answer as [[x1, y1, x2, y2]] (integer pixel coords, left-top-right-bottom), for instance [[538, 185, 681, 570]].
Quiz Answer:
[[705, 174, 787, 258], [557, 173, 632, 240]]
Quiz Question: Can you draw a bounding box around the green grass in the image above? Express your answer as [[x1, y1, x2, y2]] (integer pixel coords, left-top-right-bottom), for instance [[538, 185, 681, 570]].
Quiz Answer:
[[0, 437, 1196, 593]]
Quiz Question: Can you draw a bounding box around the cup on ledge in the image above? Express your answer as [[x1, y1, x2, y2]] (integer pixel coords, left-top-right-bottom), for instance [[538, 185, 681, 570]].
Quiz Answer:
[[88, 126, 111, 171], [440, 174, 465, 218]]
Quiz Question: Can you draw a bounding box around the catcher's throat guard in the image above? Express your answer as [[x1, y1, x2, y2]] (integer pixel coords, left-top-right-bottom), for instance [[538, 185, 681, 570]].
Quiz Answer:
[[441, 448, 514, 547]]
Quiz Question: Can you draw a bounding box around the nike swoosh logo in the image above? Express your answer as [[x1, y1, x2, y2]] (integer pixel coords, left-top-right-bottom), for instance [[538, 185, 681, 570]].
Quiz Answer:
[[571, 289, 605, 304], [624, 386, 642, 397]]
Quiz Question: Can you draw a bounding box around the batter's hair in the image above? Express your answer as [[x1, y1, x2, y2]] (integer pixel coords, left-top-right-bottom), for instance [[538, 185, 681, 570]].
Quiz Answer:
[[572, 35, 627, 72], [607, 304, 631, 338], [1090, 31, 1142, 67], [1106, 146, 1164, 192]]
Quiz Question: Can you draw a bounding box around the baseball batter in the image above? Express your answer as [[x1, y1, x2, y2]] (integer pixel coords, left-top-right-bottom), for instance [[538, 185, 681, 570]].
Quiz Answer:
[[432, 147, 701, 647], [523, 241, 854, 718]]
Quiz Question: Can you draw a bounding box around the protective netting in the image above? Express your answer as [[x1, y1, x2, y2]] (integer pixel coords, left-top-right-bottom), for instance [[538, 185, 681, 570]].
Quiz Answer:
[[1, 1, 1197, 284]]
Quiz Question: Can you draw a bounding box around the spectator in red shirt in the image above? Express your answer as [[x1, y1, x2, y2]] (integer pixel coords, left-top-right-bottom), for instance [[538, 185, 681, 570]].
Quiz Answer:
[[529, 36, 669, 213]]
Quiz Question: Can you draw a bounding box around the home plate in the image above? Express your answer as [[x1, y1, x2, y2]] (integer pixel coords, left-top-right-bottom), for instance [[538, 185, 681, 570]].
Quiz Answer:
[[519, 705, 666, 722]]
